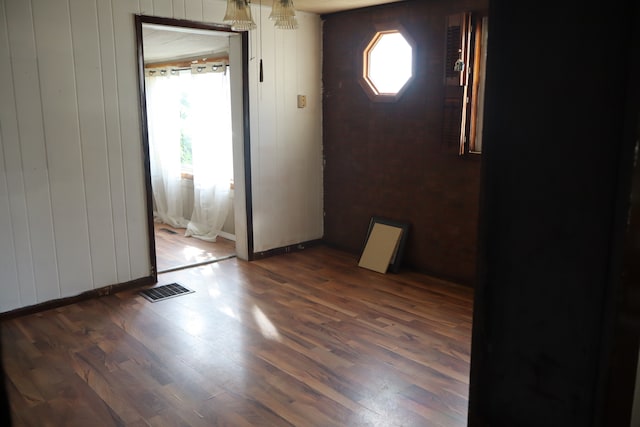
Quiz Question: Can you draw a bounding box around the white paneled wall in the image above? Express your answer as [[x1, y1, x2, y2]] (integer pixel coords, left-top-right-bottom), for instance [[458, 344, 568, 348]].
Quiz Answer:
[[250, 6, 323, 252], [0, 0, 323, 313]]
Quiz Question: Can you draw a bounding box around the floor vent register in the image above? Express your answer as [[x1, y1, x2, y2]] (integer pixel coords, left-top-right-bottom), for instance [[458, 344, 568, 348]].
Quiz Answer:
[[139, 282, 194, 302]]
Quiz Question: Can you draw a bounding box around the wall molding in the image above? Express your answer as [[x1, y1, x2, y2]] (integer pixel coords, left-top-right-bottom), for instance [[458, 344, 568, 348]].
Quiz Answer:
[[0, 276, 156, 321], [252, 239, 323, 260]]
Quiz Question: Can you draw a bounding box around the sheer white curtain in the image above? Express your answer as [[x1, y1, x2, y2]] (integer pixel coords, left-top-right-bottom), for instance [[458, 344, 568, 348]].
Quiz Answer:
[[145, 72, 189, 228], [145, 67, 233, 241], [185, 70, 233, 242]]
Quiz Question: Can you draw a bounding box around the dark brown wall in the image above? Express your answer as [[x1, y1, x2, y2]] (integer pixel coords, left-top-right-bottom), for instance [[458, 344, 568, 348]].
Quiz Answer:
[[322, 0, 487, 285], [468, 0, 640, 425]]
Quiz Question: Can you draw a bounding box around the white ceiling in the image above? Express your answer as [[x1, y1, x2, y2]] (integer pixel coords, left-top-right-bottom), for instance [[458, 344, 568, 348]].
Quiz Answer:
[[286, 0, 404, 15], [143, 25, 231, 64], [142, 1, 405, 63]]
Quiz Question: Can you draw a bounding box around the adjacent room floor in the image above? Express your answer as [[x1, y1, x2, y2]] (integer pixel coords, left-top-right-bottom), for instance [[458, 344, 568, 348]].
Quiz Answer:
[[1, 246, 473, 426], [153, 222, 236, 272]]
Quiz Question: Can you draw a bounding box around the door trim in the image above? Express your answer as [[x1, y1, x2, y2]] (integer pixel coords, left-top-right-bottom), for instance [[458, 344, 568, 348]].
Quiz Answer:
[[134, 15, 254, 279]]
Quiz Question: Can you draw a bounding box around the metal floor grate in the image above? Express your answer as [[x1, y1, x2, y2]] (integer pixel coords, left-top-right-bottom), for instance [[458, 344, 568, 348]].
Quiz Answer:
[[139, 283, 194, 302]]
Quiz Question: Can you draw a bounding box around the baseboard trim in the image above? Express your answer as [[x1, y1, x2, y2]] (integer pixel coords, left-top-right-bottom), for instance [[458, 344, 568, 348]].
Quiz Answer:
[[218, 231, 236, 241], [0, 275, 156, 321], [320, 240, 474, 286], [252, 239, 323, 260]]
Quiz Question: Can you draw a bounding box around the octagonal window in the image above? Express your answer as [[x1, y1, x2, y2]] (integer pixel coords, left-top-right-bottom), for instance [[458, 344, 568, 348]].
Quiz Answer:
[[362, 29, 414, 100]]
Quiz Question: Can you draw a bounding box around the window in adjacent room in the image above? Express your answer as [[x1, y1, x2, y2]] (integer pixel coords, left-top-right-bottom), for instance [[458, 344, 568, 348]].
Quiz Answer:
[[178, 85, 193, 175]]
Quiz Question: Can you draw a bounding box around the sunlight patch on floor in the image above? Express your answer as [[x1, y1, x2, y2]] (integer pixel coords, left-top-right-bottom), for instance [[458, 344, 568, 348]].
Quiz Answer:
[[253, 305, 281, 341], [182, 245, 214, 262], [208, 285, 221, 298], [184, 313, 205, 336], [220, 305, 240, 320]]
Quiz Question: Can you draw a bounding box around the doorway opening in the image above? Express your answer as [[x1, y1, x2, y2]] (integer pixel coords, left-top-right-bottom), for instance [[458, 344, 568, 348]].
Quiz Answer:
[[135, 16, 253, 276]]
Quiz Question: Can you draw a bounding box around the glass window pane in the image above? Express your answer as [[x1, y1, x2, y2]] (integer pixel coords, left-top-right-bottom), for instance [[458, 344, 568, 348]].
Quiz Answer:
[[366, 32, 412, 95]]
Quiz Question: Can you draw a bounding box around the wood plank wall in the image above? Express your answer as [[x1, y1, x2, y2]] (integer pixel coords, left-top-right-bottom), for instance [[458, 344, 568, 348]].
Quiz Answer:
[[248, 5, 324, 253], [0, 0, 323, 313], [322, 0, 487, 285]]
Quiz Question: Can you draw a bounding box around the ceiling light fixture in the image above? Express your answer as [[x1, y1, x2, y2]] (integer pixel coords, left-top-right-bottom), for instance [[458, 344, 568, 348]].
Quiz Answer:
[[223, 0, 257, 31], [269, 0, 298, 29], [223, 0, 298, 31]]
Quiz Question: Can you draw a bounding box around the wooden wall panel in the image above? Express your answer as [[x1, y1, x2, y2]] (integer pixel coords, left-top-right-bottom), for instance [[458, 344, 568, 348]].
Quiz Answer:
[[112, 0, 151, 280], [277, 28, 300, 243], [0, 135, 21, 311], [184, 0, 202, 21], [97, 0, 132, 282], [295, 13, 323, 242], [139, 0, 154, 15], [32, 0, 94, 297], [5, 0, 60, 303], [69, 0, 119, 287], [0, 0, 323, 312], [0, 1, 32, 311], [249, 8, 324, 252], [172, 0, 185, 19], [202, 0, 219, 22], [250, 6, 276, 249], [152, 0, 172, 17]]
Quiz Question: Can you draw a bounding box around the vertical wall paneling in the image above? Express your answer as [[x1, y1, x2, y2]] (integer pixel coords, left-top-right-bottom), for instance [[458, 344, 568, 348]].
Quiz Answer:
[[0, 0, 31, 310], [249, 8, 323, 252], [139, 0, 154, 16], [251, 5, 277, 251], [281, 28, 304, 242], [5, 0, 60, 303], [296, 13, 323, 242], [0, 129, 20, 310], [32, 0, 93, 298], [184, 0, 202, 21], [276, 27, 295, 244], [97, 0, 132, 282], [152, 0, 172, 18], [0, 132, 21, 311], [0, 0, 323, 312], [202, 0, 222, 23], [172, 0, 185, 19], [69, 0, 119, 288], [112, 0, 150, 279]]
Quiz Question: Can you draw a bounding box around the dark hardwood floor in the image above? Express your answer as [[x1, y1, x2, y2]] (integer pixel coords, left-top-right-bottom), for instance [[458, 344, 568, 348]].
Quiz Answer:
[[154, 222, 236, 272], [1, 246, 473, 426]]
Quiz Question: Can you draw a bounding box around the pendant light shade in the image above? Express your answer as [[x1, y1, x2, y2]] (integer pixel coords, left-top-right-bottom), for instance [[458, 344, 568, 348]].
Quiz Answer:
[[223, 0, 257, 31], [269, 0, 298, 29]]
